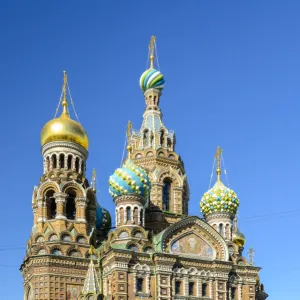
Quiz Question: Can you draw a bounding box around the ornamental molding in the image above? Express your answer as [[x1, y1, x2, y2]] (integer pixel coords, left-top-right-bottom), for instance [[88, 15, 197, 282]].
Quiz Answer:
[[206, 212, 234, 221], [42, 141, 88, 157], [114, 194, 146, 205]]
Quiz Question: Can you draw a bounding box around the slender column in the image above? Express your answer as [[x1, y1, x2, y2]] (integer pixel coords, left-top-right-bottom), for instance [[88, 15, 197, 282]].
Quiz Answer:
[[137, 207, 141, 225], [238, 284, 242, 300], [54, 192, 67, 220], [37, 198, 45, 223], [75, 197, 87, 223], [209, 279, 213, 298], [131, 206, 134, 223], [72, 157, 76, 171], [64, 155, 68, 170], [79, 158, 82, 174]]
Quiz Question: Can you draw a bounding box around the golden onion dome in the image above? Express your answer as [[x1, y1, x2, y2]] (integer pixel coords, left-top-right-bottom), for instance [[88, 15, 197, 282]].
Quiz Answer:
[[40, 71, 89, 150], [232, 230, 246, 247]]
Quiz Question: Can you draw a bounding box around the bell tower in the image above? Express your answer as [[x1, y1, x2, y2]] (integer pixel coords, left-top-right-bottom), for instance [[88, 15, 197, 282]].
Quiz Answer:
[[126, 36, 189, 233], [21, 72, 110, 300]]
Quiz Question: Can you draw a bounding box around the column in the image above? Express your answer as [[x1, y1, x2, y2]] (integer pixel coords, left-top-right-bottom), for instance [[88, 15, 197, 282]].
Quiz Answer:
[[238, 284, 242, 300], [75, 197, 87, 223], [209, 279, 213, 298], [54, 192, 67, 220], [137, 207, 141, 225]]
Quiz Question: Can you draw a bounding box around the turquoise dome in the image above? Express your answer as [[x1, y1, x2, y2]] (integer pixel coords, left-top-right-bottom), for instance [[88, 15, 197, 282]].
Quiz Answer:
[[108, 160, 151, 199], [200, 180, 239, 217], [96, 203, 111, 232], [139, 68, 165, 92]]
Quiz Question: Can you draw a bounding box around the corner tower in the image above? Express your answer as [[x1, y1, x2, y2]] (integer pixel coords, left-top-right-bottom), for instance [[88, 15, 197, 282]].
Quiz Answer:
[[21, 72, 110, 300], [126, 36, 189, 233]]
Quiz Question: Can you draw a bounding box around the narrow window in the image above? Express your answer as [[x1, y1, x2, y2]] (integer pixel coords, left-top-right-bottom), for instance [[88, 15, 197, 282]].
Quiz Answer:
[[175, 281, 181, 295], [52, 155, 57, 169], [140, 209, 143, 225], [189, 282, 195, 296], [219, 223, 223, 235], [66, 190, 76, 220], [137, 278, 143, 292], [143, 130, 149, 147], [67, 155, 72, 170], [126, 207, 131, 222], [202, 283, 207, 296], [81, 161, 85, 174], [160, 130, 165, 146], [46, 190, 56, 219], [163, 180, 171, 211], [75, 157, 80, 173], [59, 154, 65, 169]]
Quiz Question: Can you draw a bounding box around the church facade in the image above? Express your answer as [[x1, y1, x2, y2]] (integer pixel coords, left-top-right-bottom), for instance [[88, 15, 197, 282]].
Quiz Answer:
[[21, 37, 268, 300]]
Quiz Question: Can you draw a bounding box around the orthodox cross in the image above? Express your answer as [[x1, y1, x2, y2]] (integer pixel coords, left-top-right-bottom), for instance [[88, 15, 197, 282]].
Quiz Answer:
[[126, 120, 132, 139], [214, 146, 223, 179], [92, 168, 97, 192], [248, 248, 254, 265], [149, 35, 156, 68], [62, 70, 68, 102]]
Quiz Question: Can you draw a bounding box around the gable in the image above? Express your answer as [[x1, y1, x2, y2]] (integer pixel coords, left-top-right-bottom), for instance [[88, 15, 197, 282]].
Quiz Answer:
[[158, 216, 229, 261]]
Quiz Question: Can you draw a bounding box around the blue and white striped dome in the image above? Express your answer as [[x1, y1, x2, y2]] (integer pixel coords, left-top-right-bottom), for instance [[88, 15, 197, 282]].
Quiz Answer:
[[139, 68, 165, 92]]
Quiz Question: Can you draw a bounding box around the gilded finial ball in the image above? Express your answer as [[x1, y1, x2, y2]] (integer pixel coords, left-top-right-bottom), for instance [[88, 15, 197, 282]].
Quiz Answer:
[[139, 68, 165, 92], [127, 145, 132, 151], [232, 230, 246, 247]]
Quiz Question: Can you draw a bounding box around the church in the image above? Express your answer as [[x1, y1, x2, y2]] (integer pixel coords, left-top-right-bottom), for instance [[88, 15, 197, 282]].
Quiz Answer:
[[20, 36, 268, 300]]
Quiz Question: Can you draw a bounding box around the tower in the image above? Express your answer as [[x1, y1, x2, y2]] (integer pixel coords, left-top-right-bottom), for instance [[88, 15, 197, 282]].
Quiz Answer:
[[21, 72, 110, 300], [200, 146, 239, 241], [127, 36, 189, 233]]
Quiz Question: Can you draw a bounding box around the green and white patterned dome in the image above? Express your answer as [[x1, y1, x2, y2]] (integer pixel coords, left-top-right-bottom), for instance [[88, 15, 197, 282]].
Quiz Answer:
[[200, 179, 239, 217]]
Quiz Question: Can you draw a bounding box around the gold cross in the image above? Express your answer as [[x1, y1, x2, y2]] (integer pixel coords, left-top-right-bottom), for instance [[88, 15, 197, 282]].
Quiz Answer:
[[248, 248, 254, 265]]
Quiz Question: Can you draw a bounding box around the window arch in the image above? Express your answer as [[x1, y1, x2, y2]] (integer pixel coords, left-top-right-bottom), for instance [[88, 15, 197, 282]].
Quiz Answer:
[[66, 190, 76, 220], [162, 179, 172, 211]]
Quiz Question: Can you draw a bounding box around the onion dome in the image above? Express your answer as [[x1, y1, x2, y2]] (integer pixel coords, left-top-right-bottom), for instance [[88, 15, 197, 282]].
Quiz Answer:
[[232, 229, 246, 247], [139, 35, 165, 92], [232, 217, 246, 247], [140, 68, 165, 92], [95, 203, 111, 232], [40, 71, 89, 150], [108, 159, 151, 199], [200, 146, 239, 217]]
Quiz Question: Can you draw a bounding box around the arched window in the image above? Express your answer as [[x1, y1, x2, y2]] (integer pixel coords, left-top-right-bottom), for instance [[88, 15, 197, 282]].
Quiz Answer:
[[163, 180, 171, 211], [52, 155, 57, 169], [126, 207, 131, 223], [143, 130, 149, 147], [219, 223, 223, 236], [75, 157, 80, 173], [46, 190, 56, 219], [59, 154, 65, 169], [66, 190, 76, 220], [67, 155, 72, 170]]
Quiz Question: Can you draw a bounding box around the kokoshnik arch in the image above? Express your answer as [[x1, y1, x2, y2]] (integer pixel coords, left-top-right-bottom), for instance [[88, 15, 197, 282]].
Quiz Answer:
[[20, 36, 268, 300]]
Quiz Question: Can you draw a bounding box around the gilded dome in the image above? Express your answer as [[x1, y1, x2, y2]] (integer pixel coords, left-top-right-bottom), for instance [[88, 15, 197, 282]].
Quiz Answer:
[[41, 111, 89, 150], [40, 71, 89, 150], [108, 159, 151, 199], [232, 229, 246, 247]]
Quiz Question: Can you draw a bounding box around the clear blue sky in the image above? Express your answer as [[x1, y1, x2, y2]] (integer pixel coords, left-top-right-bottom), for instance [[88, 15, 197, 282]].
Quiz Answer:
[[0, 1, 299, 298]]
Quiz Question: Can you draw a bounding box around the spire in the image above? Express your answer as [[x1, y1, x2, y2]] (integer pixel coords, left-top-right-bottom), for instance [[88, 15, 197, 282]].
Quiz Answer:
[[149, 35, 156, 69], [82, 246, 101, 295], [214, 146, 223, 181], [61, 70, 70, 117]]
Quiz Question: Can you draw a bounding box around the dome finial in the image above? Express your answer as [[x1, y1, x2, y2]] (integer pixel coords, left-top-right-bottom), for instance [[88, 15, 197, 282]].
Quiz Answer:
[[214, 146, 223, 181], [149, 35, 156, 69], [61, 70, 69, 116]]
